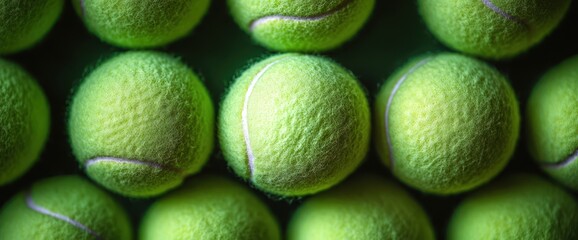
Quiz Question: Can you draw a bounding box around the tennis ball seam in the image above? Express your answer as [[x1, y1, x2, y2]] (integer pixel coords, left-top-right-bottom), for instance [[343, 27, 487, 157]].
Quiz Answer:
[[84, 157, 185, 174], [384, 57, 433, 170], [25, 191, 102, 239], [241, 57, 289, 180], [79, 0, 87, 17], [481, 0, 529, 29], [248, 0, 354, 31], [541, 149, 578, 169]]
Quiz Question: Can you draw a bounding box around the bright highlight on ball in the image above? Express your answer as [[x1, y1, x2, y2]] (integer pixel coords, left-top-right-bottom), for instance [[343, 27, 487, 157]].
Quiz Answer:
[[219, 53, 370, 197], [374, 53, 520, 194], [228, 0, 375, 52], [68, 51, 214, 198]]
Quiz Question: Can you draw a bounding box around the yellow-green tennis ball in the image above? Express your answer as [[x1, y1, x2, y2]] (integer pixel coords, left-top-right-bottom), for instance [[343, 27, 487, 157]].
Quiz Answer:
[[448, 174, 578, 240], [419, 0, 571, 59], [288, 174, 435, 240], [527, 55, 578, 191], [68, 51, 214, 198], [219, 53, 370, 197], [140, 174, 281, 240], [374, 53, 520, 194], [72, 0, 211, 48], [0, 175, 132, 240], [0, 58, 49, 186], [0, 0, 64, 55], [228, 0, 375, 52]]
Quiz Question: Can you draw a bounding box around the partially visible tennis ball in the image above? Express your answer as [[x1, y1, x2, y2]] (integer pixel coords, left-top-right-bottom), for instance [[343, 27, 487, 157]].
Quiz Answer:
[[0, 58, 49, 186], [72, 0, 211, 48], [418, 0, 571, 59], [219, 53, 370, 197], [527, 55, 578, 191], [374, 53, 520, 194], [288, 174, 435, 240], [228, 0, 375, 52], [0, 0, 64, 55], [140, 174, 281, 240], [448, 174, 578, 240], [0, 175, 132, 240], [68, 51, 214, 198]]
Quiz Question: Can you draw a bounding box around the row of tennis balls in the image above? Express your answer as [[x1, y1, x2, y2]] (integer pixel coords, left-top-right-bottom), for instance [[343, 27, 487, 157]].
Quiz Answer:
[[2, 51, 577, 199], [1, 173, 577, 239], [0, 0, 572, 59]]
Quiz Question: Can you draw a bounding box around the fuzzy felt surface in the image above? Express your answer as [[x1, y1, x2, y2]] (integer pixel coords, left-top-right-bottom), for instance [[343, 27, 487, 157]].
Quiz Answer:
[[374, 53, 520, 194], [0, 175, 132, 240], [227, 0, 375, 52], [219, 53, 370, 197], [527, 55, 578, 190], [287, 174, 435, 240], [448, 174, 578, 240], [68, 51, 214, 197], [139, 174, 281, 240], [72, 0, 211, 48], [418, 0, 571, 59], [0, 0, 63, 54], [0, 59, 49, 186]]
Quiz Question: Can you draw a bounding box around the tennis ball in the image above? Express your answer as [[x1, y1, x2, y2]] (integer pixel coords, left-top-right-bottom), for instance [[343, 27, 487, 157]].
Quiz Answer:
[[448, 174, 578, 240], [0, 59, 49, 186], [374, 53, 520, 194], [418, 0, 571, 59], [68, 51, 214, 198], [72, 0, 211, 48], [287, 174, 435, 240], [140, 174, 281, 240], [228, 0, 375, 52], [0, 175, 132, 240], [0, 0, 64, 55], [219, 53, 370, 197], [527, 55, 578, 191]]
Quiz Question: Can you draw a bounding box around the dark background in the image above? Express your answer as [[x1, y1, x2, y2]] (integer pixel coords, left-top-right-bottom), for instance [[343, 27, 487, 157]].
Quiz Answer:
[[2, 1, 577, 239]]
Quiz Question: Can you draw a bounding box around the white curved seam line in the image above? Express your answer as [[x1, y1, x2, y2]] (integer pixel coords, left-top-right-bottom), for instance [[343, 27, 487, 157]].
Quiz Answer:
[[243, 59, 285, 179], [249, 0, 353, 31], [80, 0, 87, 17], [385, 58, 432, 170], [26, 192, 102, 239], [84, 157, 183, 173], [481, 0, 528, 27], [542, 149, 578, 169]]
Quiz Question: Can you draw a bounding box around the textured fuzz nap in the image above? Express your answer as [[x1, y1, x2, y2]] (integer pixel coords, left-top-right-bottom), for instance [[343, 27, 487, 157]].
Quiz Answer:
[[139, 175, 281, 240], [448, 174, 578, 240], [374, 53, 520, 194], [73, 0, 210, 48], [68, 51, 214, 198], [0, 59, 49, 186], [527, 55, 578, 190], [418, 0, 571, 59], [228, 0, 375, 52], [0, 0, 63, 54], [0, 175, 132, 240], [219, 54, 370, 197], [287, 174, 435, 240]]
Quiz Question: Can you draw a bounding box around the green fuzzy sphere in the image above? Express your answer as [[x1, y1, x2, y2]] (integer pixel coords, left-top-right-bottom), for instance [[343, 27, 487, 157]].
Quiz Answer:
[[0, 0, 63, 55], [419, 0, 571, 59], [219, 54, 370, 197], [448, 174, 578, 240], [374, 53, 520, 194], [0, 59, 49, 186], [0, 175, 132, 240], [527, 55, 578, 191], [68, 51, 214, 198], [228, 0, 375, 52], [72, 0, 211, 48], [140, 175, 281, 240], [287, 174, 435, 240]]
